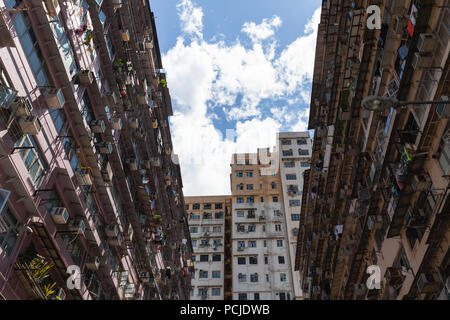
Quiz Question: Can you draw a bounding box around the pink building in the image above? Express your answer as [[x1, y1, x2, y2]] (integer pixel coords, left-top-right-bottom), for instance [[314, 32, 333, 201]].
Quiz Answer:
[[0, 0, 193, 299]]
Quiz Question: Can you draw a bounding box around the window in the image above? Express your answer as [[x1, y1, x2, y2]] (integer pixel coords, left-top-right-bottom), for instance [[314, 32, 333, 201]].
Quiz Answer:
[[275, 225, 281, 231], [237, 198, 244, 204], [245, 171, 253, 178], [281, 140, 291, 145], [271, 182, 277, 189], [284, 161, 295, 168], [278, 256, 285, 264], [266, 274, 269, 282], [198, 288, 208, 296], [272, 196, 278, 202], [289, 200, 301, 207], [12, 13, 49, 86], [279, 292, 286, 300], [248, 224, 256, 232], [192, 256, 196, 262], [260, 197, 264, 202], [248, 241, 256, 248], [237, 211, 245, 217], [274, 210, 282, 216], [298, 149, 309, 156], [247, 196, 254, 203], [202, 227, 210, 233], [212, 271, 221, 278], [212, 254, 221, 262], [286, 174, 297, 180], [213, 226, 222, 233], [0, 205, 19, 256], [238, 241, 245, 248], [104, 32, 115, 61], [213, 239, 222, 247], [254, 293, 260, 300], [190, 213, 200, 220], [250, 274, 259, 282], [291, 214, 300, 221], [282, 150, 293, 156], [190, 227, 198, 233], [238, 274, 247, 282], [192, 240, 197, 247], [17, 136, 46, 188], [301, 162, 310, 167], [237, 225, 246, 232], [52, 13, 78, 77], [203, 203, 212, 209], [193, 203, 200, 210], [264, 256, 268, 264], [199, 271, 208, 278], [238, 257, 246, 265], [246, 184, 254, 190], [280, 273, 287, 282], [249, 256, 258, 264], [247, 210, 256, 218], [438, 138, 450, 175], [200, 255, 209, 262], [264, 240, 267, 247], [297, 139, 307, 145], [185, 204, 190, 210], [215, 203, 223, 209], [203, 212, 212, 219], [215, 211, 223, 219], [211, 288, 221, 296], [277, 240, 283, 247], [238, 293, 247, 300], [293, 228, 299, 236], [236, 172, 243, 177]]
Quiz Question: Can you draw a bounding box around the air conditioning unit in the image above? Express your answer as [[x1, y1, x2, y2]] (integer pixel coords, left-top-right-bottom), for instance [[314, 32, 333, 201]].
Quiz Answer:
[[124, 223, 134, 242], [106, 224, 119, 237], [108, 235, 122, 246], [151, 157, 160, 167], [121, 30, 130, 41], [76, 70, 94, 85], [129, 118, 139, 129], [101, 161, 113, 183], [85, 256, 100, 270], [43, 0, 60, 18], [90, 120, 106, 133], [367, 215, 383, 230], [68, 219, 86, 236], [393, 16, 409, 35], [18, 116, 41, 135], [436, 96, 449, 118], [145, 40, 153, 49], [126, 158, 138, 171], [75, 169, 92, 186], [137, 93, 148, 104], [96, 142, 113, 154], [56, 288, 66, 300], [43, 87, 65, 109], [139, 271, 150, 283], [411, 174, 432, 191], [50, 207, 69, 224], [417, 33, 436, 52], [417, 273, 440, 293], [110, 118, 122, 130], [112, 0, 122, 8], [412, 52, 433, 70]]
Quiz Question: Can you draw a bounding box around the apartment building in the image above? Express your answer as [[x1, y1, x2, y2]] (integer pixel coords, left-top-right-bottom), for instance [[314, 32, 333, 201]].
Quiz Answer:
[[0, 0, 193, 299], [184, 196, 231, 300], [277, 132, 312, 299], [230, 149, 294, 300], [296, 0, 449, 300]]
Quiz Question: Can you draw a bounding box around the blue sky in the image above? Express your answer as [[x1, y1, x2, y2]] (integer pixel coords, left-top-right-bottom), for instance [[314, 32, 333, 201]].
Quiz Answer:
[[149, 0, 321, 196]]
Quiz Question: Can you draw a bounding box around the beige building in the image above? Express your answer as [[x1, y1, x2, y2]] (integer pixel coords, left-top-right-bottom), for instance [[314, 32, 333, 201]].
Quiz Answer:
[[185, 196, 231, 300]]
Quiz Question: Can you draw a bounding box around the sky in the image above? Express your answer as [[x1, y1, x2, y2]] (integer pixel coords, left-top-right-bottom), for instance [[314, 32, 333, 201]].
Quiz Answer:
[[150, 0, 321, 196]]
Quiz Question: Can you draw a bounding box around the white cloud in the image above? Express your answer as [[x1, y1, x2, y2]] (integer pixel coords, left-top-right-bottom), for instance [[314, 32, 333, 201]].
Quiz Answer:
[[163, 0, 321, 195], [242, 16, 282, 42], [176, 0, 204, 39]]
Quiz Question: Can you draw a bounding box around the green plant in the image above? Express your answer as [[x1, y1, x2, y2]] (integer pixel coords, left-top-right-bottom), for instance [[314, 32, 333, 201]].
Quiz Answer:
[[153, 214, 162, 222], [159, 79, 167, 87], [29, 254, 54, 282], [43, 282, 56, 298]]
